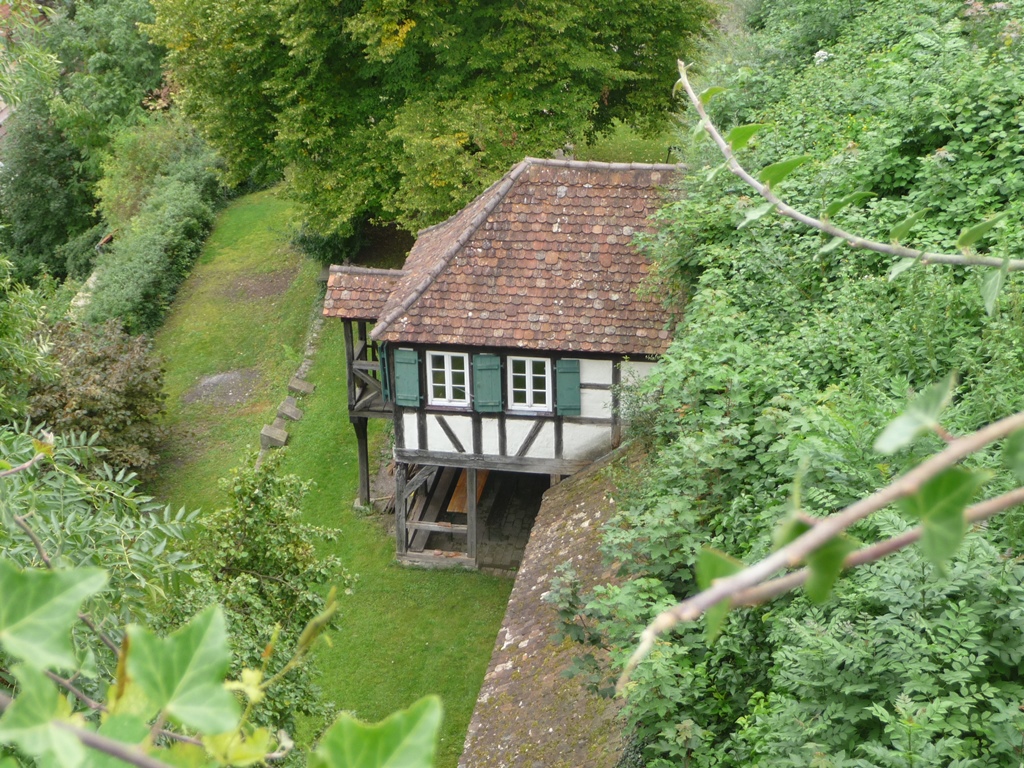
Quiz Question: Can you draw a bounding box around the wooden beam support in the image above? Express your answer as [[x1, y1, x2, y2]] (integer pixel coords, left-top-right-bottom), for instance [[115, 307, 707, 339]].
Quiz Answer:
[[354, 418, 370, 507], [397, 449, 591, 476], [467, 468, 478, 562], [406, 521, 469, 534], [395, 461, 408, 555]]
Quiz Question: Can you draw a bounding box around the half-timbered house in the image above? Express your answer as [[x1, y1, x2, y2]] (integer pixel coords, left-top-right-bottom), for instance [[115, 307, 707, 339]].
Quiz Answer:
[[322, 157, 676, 567]]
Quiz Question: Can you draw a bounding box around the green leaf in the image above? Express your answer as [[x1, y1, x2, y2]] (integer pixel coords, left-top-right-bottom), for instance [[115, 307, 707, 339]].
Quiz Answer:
[[706, 161, 729, 182], [1003, 430, 1024, 484], [873, 374, 956, 454], [690, 119, 706, 138], [0, 459, 11, 471], [773, 515, 810, 550], [310, 696, 442, 768], [82, 715, 151, 768], [126, 605, 240, 733], [823, 190, 874, 218], [0, 562, 108, 670], [956, 211, 1009, 250], [806, 535, 857, 603], [900, 467, 988, 567], [725, 123, 765, 151], [757, 155, 812, 188], [699, 86, 727, 105], [696, 548, 743, 642], [889, 209, 928, 243], [737, 202, 775, 229], [888, 257, 918, 282], [980, 253, 1010, 317], [819, 236, 846, 254], [204, 727, 274, 767], [0, 665, 84, 768]]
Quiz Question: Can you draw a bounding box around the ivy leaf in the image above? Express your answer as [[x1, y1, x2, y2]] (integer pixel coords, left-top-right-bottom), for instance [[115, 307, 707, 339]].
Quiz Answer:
[[725, 123, 765, 151], [823, 190, 875, 218], [696, 548, 743, 642], [806, 534, 858, 603], [83, 715, 151, 768], [888, 257, 918, 282], [0, 561, 108, 670], [900, 467, 988, 567], [0, 665, 85, 768], [126, 605, 240, 733], [310, 696, 442, 768], [956, 211, 1009, 250], [873, 374, 956, 454], [889, 209, 928, 243], [819, 236, 846, 254], [1003, 429, 1024, 484], [757, 155, 812, 188], [699, 86, 727, 105], [204, 727, 275, 767], [737, 202, 775, 229]]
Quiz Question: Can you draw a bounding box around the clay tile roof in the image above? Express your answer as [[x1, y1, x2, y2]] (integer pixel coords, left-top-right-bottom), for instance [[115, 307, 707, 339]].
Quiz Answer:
[[322, 265, 406, 320], [358, 157, 677, 356]]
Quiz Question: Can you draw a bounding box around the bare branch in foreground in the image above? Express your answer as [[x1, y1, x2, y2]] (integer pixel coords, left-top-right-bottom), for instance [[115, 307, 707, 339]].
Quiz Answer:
[[676, 61, 1024, 272], [618, 409, 1024, 691]]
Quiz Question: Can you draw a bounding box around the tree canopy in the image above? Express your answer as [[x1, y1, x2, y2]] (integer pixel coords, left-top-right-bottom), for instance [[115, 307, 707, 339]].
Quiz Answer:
[[149, 0, 715, 236]]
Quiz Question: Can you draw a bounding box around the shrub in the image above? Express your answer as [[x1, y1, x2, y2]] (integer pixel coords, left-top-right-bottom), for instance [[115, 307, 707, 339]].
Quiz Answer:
[[27, 320, 168, 478]]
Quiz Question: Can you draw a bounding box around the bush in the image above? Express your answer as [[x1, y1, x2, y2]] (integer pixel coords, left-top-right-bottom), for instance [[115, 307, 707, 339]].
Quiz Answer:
[[157, 452, 348, 736], [27, 320, 168, 478]]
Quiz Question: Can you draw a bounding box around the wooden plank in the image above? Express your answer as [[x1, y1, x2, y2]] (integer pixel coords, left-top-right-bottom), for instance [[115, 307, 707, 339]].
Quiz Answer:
[[408, 466, 460, 553], [397, 551, 475, 570], [448, 469, 488, 513], [404, 465, 436, 499], [467, 468, 478, 562], [397, 449, 592, 476], [395, 462, 408, 554], [406, 521, 469, 534]]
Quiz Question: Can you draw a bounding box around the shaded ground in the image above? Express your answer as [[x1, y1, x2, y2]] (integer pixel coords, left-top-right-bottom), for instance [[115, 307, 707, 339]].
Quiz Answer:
[[218, 266, 299, 302]]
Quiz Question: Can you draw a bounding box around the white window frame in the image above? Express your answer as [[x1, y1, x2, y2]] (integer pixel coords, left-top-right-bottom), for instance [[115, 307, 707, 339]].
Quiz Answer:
[[507, 356, 552, 412], [427, 351, 470, 407]]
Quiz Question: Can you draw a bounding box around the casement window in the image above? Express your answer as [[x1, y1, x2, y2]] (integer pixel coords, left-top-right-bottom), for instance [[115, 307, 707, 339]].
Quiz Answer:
[[427, 351, 470, 406], [508, 357, 551, 411]]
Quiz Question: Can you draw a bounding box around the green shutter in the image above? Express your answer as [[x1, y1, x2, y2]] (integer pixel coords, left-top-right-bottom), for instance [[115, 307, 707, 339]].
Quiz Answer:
[[473, 354, 502, 412], [379, 342, 392, 402], [393, 348, 421, 407], [556, 359, 581, 416]]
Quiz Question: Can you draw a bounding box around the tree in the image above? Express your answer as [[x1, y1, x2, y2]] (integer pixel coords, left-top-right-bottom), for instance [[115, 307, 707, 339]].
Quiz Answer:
[[149, 0, 716, 237], [0, 260, 51, 422]]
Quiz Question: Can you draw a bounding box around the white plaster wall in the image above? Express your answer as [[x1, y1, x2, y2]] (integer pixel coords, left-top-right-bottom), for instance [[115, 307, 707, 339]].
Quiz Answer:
[[580, 389, 612, 419], [621, 360, 657, 383], [580, 359, 613, 386], [563, 423, 613, 461], [402, 413, 419, 451], [481, 418, 500, 456], [506, 419, 555, 459], [429, 414, 473, 453]]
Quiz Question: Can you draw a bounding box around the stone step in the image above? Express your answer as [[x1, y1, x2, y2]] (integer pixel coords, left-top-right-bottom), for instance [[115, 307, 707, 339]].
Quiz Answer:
[[260, 424, 288, 448], [288, 377, 315, 396], [278, 396, 303, 421]]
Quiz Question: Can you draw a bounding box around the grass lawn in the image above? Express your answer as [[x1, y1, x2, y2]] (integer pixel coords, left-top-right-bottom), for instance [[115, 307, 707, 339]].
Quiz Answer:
[[576, 118, 681, 164], [149, 186, 512, 768]]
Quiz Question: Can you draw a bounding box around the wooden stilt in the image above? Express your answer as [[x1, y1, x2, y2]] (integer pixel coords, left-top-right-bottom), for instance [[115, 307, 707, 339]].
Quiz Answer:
[[395, 461, 408, 555], [467, 468, 478, 562], [354, 418, 370, 507]]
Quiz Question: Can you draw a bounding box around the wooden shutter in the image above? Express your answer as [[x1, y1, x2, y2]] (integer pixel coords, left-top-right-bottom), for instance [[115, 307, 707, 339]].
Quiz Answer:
[[473, 354, 502, 412], [393, 348, 421, 407], [556, 359, 581, 416], [379, 342, 392, 403]]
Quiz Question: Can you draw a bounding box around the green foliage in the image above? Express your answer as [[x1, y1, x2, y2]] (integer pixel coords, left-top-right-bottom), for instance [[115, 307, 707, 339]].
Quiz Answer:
[[150, 0, 716, 236], [311, 696, 443, 768], [580, 0, 1024, 763], [27, 320, 168, 479], [0, 263, 50, 423], [157, 452, 347, 736]]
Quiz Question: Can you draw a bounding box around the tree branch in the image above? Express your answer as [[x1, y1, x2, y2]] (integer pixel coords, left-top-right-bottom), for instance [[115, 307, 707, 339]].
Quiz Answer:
[[618, 408, 1024, 690], [676, 61, 1024, 271], [0, 451, 46, 478]]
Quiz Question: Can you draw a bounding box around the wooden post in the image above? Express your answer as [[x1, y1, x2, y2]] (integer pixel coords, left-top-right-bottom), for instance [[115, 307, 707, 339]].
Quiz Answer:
[[395, 461, 408, 555], [466, 468, 478, 562], [354, 418, 370, 507], [343, 321, 356, 409]]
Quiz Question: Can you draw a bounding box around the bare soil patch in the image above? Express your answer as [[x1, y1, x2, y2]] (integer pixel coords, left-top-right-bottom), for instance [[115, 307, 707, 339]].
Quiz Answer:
[[218, 267, 298, 302], [182, 368, 262, 406]]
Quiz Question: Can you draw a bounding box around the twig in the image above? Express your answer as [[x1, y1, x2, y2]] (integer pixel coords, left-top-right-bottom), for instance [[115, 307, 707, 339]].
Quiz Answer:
[[0, 451, 46, 477], [733, 485, 1024, 607], [44, 670, 105, 711], [677, 61, 1024, 272], [618, 408, 1024, 690], [13, 513, 53, 568]]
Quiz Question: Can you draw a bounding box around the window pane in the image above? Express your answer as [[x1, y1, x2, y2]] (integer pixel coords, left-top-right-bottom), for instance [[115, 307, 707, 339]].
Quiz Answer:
[[433, 384, 446, 399], [513, 389, 527, 404], [534, 390, 547, 405], [452, 370, 466, 387], [512, 359, 526, 375], [512, 373, 526, 390], [430, 354, 444, 371], [451, 356, 466, 372], [432, 369, 445, 386], [532, 360, 546, 376], [452, 385, 466, 400]]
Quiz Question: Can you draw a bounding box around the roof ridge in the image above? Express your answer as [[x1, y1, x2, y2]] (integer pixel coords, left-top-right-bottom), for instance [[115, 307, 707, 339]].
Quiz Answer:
[[329, 265, 407, 277], [370, 157, 533, 340], [520, 156, 681, 172]]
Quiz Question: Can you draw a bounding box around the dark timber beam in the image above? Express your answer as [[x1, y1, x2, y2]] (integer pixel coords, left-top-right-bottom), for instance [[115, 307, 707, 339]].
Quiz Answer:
[[395, 461, 408, 555], [354, 418, 370, 507], [467, 468, 478, 562]]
